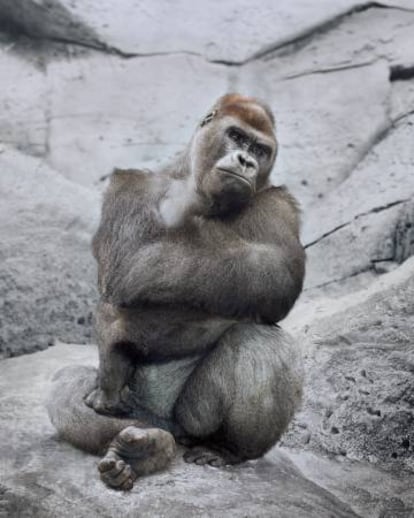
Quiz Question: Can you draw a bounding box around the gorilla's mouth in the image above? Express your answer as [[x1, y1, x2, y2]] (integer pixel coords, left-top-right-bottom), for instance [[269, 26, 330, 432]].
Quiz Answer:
[[218, 168, 254, 189]]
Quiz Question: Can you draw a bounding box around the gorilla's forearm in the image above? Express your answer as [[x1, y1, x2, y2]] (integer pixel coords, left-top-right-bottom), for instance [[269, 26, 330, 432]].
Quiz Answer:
[[100, 185, 305, 323], [104, 239, 304, 323]]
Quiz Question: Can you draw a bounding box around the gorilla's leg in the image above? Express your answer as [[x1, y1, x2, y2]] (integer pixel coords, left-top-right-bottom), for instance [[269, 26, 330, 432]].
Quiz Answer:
[[46, 366, 176, 490], [174, 324, 303, 465]]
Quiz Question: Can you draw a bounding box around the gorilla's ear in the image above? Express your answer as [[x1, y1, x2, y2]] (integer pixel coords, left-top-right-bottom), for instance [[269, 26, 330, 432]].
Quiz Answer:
[[200, 110, 217, 127]]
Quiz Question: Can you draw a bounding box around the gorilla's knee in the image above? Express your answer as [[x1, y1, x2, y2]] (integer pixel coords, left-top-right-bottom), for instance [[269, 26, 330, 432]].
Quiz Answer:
[[175, 324, 303, 460]]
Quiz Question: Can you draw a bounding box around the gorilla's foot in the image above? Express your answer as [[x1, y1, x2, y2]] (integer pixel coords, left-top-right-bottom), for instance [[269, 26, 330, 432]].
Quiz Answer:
[[183, 445, 242, 467], [98, 451, 137, 491], [99, 426, 170, 491]]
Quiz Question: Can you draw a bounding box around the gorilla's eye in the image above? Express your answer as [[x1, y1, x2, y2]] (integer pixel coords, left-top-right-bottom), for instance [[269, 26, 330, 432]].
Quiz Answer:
[[227, 127, 249, 147], [251, 143, 271, 160]]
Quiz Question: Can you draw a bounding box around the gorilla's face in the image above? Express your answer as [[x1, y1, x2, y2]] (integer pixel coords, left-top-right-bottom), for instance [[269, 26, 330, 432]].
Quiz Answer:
[[191, 107, 277, 216]]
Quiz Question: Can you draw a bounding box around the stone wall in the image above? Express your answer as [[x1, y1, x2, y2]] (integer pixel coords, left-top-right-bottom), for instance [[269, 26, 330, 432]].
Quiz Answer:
[[0, 1, 413, 516]]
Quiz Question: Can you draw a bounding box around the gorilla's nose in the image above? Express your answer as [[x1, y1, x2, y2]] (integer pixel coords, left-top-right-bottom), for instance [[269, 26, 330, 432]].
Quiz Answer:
[[235, 151, 257, 170]]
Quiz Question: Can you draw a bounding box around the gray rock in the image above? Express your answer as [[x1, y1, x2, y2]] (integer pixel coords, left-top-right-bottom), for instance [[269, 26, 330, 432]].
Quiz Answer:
[[303, 115, 414, 246], [303, 114, 414, 292], [0, 147, 99, 357], [0, 0, 103, 50], [0, 0, 414, 514], [247, 61, 391, 211], [391, 79, 414, 121], [0, 342, 384, 518], [284, 257, 414, 473], [0, 44, 48, 156], [46, 53, 229, 186], [3, 0, 412, 63], [266, 6, 414, 80], [46, 55, 392, 208], [305, 198, 414, 291], [285, 449, 414, 518]]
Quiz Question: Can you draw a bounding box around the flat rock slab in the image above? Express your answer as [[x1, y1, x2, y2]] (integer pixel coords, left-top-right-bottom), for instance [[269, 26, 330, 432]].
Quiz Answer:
[[0, 343, 362, 518]]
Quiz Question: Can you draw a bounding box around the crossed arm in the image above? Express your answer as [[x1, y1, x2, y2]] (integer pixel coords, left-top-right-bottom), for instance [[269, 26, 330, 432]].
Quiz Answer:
[[94, 181, 305, 324]]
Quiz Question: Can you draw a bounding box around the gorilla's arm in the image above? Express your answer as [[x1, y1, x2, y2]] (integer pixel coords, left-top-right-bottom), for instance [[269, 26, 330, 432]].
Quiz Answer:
[[97, 178, 305, 324]]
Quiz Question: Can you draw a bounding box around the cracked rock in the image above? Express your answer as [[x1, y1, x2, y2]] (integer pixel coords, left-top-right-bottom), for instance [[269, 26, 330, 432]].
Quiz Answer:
[[265, 6, 414, 80], [0, 0, 395, 63], [305, 199, 414, 292], [303, 114, 414, 247], [302, 114, 414, 293]]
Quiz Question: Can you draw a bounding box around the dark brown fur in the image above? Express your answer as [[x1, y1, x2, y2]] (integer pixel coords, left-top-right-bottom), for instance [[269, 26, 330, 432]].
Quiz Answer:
[[47, 94, 305, 491]]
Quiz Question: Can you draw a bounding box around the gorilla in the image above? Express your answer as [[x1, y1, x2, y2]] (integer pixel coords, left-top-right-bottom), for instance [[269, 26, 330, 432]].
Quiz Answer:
[[47, 93, 305, 491]]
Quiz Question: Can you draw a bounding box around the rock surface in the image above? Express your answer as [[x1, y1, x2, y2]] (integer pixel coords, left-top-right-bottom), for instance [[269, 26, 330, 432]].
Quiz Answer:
[[0, 147, 99, 357], [0, 0, 414, 515], [1, 343, 413, 518], [285, 257, 414, 472], [0, 45, 48, 156], [46, 53, 229, 186], [2, 0, 413, 63]]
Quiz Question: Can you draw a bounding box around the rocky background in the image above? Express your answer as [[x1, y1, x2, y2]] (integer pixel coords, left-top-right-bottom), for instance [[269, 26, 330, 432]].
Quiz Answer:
[[0, 1, 414, 517]]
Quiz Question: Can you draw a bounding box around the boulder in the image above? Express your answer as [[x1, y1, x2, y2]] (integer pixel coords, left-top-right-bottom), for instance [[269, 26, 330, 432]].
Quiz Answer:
[[284, 257, 414, 473], [0, 147, 99, 357]]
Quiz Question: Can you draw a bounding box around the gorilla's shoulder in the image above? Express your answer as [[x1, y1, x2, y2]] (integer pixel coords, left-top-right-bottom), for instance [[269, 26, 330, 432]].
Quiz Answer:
[[105, 167, 153, 196], [111, 167, 152, 184], [258, 185, 300, 212]]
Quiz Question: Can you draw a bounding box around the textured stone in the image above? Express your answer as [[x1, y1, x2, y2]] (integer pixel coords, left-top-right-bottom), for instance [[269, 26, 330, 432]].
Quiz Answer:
[[284, 257, 414, 473], [303, 115, 414, 245], [285, 449, 414, 518], [303, 115, 414, 291], [304, 200, 414, 291], [0, 147, 99, 357]]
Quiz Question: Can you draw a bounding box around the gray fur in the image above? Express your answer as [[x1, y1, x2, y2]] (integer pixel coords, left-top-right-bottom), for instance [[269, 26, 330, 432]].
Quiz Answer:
[[47, 94, 305, 487]]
